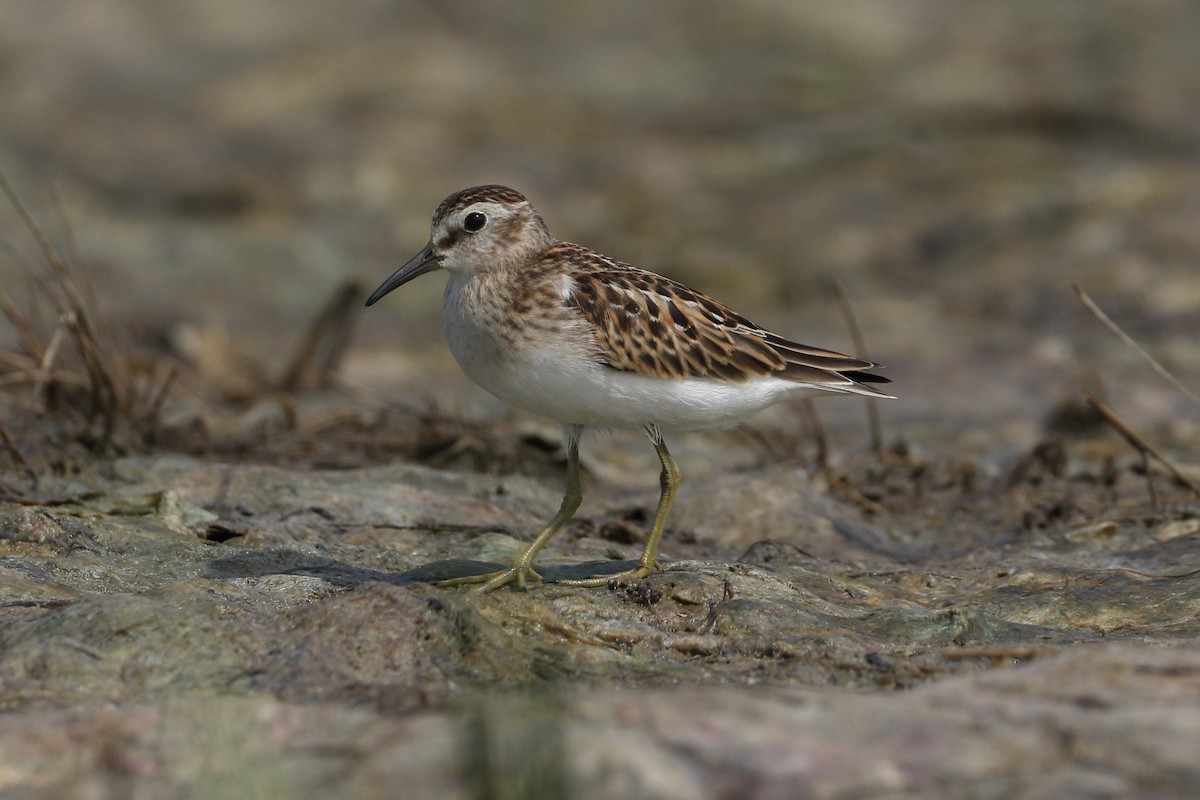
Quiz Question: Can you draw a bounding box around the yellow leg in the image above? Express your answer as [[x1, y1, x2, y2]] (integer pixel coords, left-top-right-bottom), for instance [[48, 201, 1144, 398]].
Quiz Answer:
[[559, 427, 679, 587], [440, 425, 583, 592]]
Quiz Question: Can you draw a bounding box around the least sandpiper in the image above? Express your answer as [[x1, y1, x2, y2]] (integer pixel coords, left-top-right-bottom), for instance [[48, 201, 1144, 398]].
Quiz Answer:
[[367, 185, 892, 592]]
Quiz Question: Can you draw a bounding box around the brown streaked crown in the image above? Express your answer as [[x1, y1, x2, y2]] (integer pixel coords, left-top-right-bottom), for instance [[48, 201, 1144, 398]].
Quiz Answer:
[[434, 185, 530, 223]]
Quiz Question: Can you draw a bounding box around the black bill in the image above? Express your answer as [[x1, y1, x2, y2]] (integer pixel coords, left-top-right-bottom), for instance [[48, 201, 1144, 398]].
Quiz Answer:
[[365, 241, 442, 306]]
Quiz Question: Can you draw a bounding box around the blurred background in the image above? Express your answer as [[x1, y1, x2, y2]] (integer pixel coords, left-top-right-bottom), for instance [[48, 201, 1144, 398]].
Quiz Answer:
[[2, 0, 1199, 455]]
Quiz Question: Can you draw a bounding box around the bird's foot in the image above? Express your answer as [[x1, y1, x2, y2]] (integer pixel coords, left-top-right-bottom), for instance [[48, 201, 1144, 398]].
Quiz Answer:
[[438, 560, 543, 593], [555, 559, 662, 588]]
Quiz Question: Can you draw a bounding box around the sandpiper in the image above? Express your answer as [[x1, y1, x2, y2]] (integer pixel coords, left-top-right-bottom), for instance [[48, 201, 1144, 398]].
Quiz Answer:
[[367, 185, 892, 591]]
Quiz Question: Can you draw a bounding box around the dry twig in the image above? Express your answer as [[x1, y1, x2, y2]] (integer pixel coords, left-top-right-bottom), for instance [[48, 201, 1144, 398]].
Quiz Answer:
[[1075, 285, 1200, 410], [1085, 393, 1198, 496], [828, 279, 884, 452], [278, 280, 363, 391], [799, 398, 829, 470]]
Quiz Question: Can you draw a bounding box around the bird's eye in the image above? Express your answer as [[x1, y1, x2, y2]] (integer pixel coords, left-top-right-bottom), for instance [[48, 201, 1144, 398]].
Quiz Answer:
[[463, 212, 487, 233]]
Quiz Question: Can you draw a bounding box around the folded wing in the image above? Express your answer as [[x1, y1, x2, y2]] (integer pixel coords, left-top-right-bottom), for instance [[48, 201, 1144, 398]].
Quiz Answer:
[[562, 261, 892, 397]]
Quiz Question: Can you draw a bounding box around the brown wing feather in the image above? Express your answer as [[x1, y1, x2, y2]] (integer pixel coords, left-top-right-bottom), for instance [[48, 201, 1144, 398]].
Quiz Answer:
[[554, 245, 889, 392]]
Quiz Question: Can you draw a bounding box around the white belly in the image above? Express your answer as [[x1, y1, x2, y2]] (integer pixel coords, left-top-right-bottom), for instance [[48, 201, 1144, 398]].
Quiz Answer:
[[503, 360, 820, 432], [443, 300, 812, 433]]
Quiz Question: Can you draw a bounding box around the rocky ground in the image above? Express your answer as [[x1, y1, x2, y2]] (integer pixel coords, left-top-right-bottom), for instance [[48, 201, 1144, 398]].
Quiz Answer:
[[2, 2, 1200, 798]]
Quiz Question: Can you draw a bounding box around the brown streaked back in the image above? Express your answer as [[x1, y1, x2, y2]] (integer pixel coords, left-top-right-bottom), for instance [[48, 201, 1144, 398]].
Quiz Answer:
[[549, 242, 889, 392]]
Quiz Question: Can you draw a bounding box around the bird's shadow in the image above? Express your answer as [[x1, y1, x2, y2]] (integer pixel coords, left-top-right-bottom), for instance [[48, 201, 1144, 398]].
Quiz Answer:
[[204, 547, 639, 588]]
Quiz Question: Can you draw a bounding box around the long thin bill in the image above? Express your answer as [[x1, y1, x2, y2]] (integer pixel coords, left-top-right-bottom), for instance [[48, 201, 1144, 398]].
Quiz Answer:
[[365, 242, 441, 306]]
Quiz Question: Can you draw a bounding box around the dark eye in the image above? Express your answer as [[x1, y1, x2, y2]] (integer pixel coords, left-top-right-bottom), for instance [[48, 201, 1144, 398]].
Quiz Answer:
[[463, 212, 487, 232]]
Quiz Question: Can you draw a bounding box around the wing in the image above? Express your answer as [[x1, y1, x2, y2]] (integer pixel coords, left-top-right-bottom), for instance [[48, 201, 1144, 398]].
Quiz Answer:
[[561, 257, 890, 395]]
